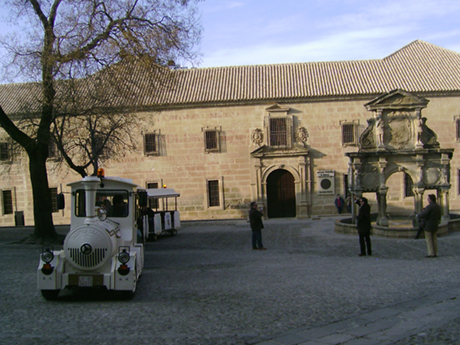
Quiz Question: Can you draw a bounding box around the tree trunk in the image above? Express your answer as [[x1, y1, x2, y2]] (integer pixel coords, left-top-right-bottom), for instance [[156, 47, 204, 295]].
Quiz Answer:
[[29, 148, 57, 241]]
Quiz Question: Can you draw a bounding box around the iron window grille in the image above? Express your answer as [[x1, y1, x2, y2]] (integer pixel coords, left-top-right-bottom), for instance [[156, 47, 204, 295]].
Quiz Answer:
[[2, 190, 13, 215], [0, 142, 10, 161], [456, 118, 460, 142], [50, 188, 59, 213], [147, 182, 159, 209], [207, 180, 220, 207], [202, 127, 221, 153], [267, 117, 292, 148], [144, 131, 160, 156]]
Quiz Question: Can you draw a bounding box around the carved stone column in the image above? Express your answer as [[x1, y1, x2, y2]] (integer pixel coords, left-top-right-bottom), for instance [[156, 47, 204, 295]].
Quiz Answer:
[[377, 158, 388, 226], [350, 159, 362, 224], [297, 156, 309, 218], [440, 153, 451, 221]]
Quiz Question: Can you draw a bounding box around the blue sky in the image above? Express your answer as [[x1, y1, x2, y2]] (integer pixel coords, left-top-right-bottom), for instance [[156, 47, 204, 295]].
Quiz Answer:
[[194, 0, 460, 68]]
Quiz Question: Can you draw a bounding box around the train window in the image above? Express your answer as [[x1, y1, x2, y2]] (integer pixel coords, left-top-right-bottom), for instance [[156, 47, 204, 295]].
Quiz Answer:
[[75, 190, 129, 217]]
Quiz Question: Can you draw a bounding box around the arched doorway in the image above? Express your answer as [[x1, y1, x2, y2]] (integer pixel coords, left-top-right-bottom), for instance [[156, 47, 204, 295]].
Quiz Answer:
[[267, 169, 296, 218]]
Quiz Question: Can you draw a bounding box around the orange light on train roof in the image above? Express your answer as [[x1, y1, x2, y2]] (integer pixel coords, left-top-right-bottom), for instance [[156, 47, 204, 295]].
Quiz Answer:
[[97, 168, 105, 178], [163, 184, 167, 188]]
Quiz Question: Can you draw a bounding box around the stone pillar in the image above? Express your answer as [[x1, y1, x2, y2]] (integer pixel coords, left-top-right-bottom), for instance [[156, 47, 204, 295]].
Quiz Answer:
[[351, 158, 362, 224], [441, 188, 450, 222], [377, 158, 388, 226], [297, 156, 309, 218], [414, 188, 425, 226], [440, 153, 451, 221]]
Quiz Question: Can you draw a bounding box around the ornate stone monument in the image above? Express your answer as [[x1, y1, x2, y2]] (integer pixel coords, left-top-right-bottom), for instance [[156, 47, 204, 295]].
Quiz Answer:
[[346, 89, 453, 226]]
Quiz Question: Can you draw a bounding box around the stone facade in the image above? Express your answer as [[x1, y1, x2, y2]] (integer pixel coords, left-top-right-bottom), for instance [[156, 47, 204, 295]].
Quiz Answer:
[[1, 41, 460, 226]]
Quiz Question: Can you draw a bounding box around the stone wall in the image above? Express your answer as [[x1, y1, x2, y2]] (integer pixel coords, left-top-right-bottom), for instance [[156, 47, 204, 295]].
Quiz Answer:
[[1, 94, 460, 226]]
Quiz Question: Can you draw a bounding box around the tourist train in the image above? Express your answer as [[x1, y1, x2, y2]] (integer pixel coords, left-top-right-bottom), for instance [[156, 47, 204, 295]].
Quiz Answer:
[[37, 169, 180, 300]]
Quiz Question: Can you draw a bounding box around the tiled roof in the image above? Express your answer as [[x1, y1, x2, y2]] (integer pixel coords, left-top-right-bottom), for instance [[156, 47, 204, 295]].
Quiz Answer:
[[1, 40, 460, 114]]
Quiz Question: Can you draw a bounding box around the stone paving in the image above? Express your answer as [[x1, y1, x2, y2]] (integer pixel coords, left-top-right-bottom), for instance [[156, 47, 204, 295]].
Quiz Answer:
[[1, 217, 460, 344]]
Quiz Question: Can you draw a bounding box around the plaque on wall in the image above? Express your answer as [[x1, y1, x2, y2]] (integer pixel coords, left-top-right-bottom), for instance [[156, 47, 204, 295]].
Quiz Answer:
[[317, 170, 335, 195]]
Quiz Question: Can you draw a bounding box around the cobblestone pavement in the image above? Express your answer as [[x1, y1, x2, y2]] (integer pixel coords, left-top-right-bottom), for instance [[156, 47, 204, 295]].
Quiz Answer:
[[1, 217, 460, 345]]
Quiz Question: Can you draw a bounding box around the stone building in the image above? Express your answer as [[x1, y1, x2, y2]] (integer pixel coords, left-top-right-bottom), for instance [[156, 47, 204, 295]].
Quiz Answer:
[[1, 40, 460, 226]]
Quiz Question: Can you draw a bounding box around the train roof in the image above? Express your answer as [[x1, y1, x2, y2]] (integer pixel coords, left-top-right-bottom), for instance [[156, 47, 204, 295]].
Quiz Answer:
[[67, 176, 139, 189], [145, 188, 180, 198]]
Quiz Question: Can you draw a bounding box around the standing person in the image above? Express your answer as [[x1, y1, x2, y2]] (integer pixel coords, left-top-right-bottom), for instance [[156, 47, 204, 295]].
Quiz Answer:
[[345, 195, 352, 213], [335, 194, 345, 214], [356, 197, 372, 256], [417, 194, 442, 258], [249, 202, 266, 250]]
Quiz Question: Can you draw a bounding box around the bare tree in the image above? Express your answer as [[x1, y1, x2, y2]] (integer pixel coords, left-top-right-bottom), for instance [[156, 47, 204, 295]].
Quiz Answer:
[[0, 0, 201, 242]]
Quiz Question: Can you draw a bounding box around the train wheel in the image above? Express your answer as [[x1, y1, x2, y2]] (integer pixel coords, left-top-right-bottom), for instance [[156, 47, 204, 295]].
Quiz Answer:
[[41, 289, 60, 300]]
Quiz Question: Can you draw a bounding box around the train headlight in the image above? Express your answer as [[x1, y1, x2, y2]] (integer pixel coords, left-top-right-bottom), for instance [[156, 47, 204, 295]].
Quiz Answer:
[[118, 249, 130, 264], [41, 248, 54, 264]]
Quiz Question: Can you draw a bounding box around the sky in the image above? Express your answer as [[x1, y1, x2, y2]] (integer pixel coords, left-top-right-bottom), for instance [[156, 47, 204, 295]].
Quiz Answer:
[[193, 0, 460, 68]]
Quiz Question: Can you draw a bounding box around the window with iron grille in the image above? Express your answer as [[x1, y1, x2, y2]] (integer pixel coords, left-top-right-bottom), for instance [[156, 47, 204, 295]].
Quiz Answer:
[[207, 180, 220, 207], [458, 169, 460, 195], [93, 135, 108, 159], [147, 182, 159, 209], [342, 123, 355, 145], [205, 130, 219, 152], [404, 173, 414, 197], [50, 188, 59, 213], [269, 118, 288, 147], [0, 143, 10, 161], [2, 190, 13, 215], [48, 140, 58, 159], [144, 132, 159, 155], [456, 119, 460, 141]]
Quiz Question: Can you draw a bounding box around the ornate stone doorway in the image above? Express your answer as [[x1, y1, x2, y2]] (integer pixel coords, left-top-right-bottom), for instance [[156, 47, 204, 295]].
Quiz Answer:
[[347, 89, 454, 226], [267, 169, 296, 218]]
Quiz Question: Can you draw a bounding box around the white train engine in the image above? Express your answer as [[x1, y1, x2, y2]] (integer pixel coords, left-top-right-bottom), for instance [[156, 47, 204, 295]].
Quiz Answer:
[[37, 170, 148, 300]]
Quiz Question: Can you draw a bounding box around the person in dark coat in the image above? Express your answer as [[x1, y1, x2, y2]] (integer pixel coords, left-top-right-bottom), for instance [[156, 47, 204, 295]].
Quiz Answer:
[[335, 194, 345, 214], [249, 202, 266, 250], [417, 194, 442, 257], [356, 197, 372, 256]]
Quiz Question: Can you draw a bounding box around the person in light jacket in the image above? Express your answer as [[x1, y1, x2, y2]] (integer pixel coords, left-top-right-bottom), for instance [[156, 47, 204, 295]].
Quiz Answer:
[[417, 194, 441, 258]]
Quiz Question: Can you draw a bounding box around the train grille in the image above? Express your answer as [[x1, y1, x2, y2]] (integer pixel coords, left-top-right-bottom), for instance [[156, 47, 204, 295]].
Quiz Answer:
[[68, 248, 108, 268]]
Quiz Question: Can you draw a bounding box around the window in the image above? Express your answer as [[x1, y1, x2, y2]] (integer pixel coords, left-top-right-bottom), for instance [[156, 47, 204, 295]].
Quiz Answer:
[[48, 140, 58, 159], [203, 127, 221, 153], [456, 118, 460, 142], [0, 142, 10, 161], [341, 123, 356, 145], [76, 189, 129, 217], [2, 190, 13, 215], [458, 169, 460, 195], [269, 118, 288, 147], [404, 173, 414, 197], [147, 182, 159, 209], [50, 188, 58, 213], [93, 135, 108, 159], [207, 180, 220, 207], [144, 131, 160, 156]]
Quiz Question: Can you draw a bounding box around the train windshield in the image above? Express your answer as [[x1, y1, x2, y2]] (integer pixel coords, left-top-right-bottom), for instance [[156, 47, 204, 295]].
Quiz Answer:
[[75, 190, 129, 217]]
